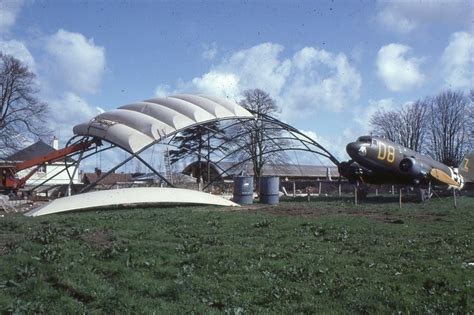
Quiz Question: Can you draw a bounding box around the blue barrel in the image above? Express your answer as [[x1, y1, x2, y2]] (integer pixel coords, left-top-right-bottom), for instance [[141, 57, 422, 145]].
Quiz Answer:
[[233, 176, 253, 204], [259, 176, 280, 204]]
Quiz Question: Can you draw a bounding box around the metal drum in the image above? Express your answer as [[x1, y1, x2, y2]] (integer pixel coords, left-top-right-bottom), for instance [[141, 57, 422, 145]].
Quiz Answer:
[[233, 176, 253, 204], [259, 176, 280, 204]]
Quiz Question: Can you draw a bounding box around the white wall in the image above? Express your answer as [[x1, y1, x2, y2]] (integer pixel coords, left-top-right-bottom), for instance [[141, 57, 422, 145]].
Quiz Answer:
[[16, 162, 80, 187]]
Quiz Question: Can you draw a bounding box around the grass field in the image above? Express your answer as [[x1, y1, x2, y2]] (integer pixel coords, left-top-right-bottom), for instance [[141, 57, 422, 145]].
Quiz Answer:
[[1, 195, 473, 314]]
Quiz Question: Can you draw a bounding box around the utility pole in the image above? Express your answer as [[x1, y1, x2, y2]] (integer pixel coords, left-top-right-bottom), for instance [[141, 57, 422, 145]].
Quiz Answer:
[[164, 147, 173, 185], [207, 130, 211, 185]]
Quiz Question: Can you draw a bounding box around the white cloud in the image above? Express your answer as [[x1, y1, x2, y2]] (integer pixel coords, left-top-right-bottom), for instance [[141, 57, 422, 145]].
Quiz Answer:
[[283, 47, 361, 114], [219, 42, 290, 98], [201, 42, 218, 60], [0, 0, 24, 33], [376, 0, 471, 34], [45, 29, 105, 94], [191, 72, 240, 99], [353, 98, 394, 130], [47, 92, 96, 140], [376, 5, 416, 34], [159, 42, 291, 100], [441, 31, 474, 89], [376, 43, 424, 91], [0, 39, 35, 70], [157, 42, 361, 117], [154, 84, 172, 97]]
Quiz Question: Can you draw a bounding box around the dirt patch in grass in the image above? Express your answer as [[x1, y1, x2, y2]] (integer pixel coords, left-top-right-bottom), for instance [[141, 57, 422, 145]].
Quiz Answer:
[[79, 229, 114, 249], [234, 205, 446, 223], [346, 211, 445, 224], [47, 275, 94, 304]]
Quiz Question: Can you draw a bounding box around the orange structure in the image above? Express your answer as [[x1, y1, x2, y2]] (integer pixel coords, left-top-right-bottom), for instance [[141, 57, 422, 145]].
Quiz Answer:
[[0, 139, 98, 190]]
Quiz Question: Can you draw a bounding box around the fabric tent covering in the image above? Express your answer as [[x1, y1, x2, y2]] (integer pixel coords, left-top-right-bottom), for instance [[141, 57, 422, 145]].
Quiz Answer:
[[73, 94, 253, 153]]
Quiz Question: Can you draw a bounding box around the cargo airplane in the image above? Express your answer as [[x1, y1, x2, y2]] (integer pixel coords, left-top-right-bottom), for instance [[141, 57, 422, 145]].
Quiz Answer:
[[338, 136, 470, 201]]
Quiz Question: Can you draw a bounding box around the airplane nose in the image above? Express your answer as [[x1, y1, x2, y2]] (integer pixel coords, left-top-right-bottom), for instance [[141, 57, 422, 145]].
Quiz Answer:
[[346, 142, 360, 158]]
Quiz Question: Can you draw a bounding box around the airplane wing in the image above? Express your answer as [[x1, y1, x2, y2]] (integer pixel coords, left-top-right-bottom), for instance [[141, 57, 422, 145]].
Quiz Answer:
[[430, 168, 461, 188]]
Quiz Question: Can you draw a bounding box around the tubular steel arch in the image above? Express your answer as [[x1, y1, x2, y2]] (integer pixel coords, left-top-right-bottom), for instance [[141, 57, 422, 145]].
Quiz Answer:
[[165, 112, 341, 190], [56, 95, 340, 193]]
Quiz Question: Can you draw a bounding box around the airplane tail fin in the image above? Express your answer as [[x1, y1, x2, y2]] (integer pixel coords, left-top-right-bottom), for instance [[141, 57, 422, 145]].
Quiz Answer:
[[458, 152, 474, 183]]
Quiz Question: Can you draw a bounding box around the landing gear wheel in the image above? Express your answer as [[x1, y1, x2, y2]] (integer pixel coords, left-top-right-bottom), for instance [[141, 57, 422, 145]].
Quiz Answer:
[[417, 188, 431, 202], [357, 186, 369, 200]]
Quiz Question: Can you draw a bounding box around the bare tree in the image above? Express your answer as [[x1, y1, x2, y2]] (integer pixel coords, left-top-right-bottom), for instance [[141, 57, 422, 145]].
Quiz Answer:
[[370, 100, 429, 152], [0, 53, 50, 157], [428, 90, 472, 166], [469, 89, 474, 145], [229, 89, 287, 183], [398, 100, 429, 151], [370, 109, 402, 144]]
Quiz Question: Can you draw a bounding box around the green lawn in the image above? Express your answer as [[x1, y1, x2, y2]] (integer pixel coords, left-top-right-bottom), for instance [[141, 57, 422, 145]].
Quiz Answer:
[[1, 195, 473, 314]]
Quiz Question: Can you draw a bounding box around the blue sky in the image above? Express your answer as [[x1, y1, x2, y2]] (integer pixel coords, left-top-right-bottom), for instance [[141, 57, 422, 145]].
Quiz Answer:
[[0, 0, 473, 168]]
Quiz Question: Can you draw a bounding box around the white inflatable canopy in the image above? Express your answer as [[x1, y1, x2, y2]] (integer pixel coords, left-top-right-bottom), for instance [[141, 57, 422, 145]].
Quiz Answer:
[[73, 94, 253, 153]]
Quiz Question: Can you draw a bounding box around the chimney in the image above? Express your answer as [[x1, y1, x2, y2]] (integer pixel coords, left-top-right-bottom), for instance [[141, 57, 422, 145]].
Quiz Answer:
[[52, 136, 59, 150], [95, 167, 102, 176]]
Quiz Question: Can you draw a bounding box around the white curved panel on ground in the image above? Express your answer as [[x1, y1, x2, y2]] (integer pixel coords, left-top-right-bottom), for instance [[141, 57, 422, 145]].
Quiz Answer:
[[25, 187, 239, 217], [73, 94, 253, 153]]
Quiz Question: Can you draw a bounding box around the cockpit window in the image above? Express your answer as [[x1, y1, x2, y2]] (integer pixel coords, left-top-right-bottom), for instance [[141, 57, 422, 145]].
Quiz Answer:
[[357, 136, 372, 143]]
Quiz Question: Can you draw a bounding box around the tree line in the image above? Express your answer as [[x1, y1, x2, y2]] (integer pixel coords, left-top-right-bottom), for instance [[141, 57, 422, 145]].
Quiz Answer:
[[370, 90, 473, 166]]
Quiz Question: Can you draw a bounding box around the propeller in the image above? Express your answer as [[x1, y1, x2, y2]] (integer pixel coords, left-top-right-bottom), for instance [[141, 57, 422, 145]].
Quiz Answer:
[[337, 160, 364, 184]]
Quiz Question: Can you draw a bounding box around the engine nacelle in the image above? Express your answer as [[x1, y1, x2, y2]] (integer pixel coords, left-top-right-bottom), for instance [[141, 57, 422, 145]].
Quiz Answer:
[[399, 157, 424, 178], [338, 161, 364, 183]]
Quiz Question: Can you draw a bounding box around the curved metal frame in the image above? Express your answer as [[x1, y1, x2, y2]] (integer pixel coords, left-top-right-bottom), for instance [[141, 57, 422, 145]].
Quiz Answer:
[[32, 111, 340, 194]]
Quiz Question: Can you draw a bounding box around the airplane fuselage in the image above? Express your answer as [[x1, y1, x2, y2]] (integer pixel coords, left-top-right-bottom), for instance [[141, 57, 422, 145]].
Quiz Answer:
[[343, 136, 463, 188]]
